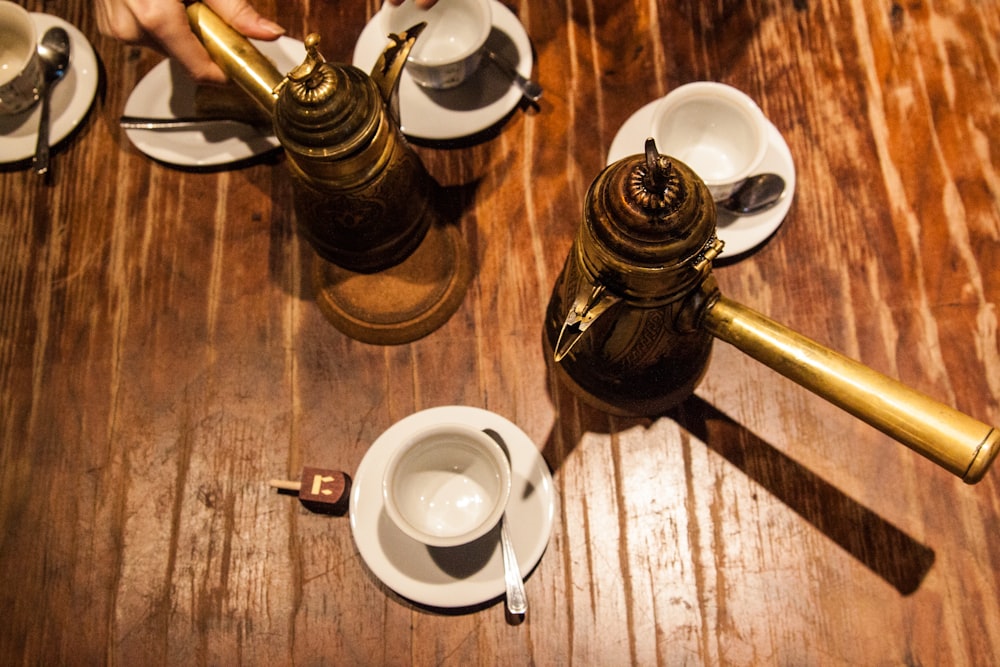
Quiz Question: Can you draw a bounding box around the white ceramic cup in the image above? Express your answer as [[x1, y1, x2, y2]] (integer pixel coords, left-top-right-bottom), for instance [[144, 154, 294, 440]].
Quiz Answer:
[[650, 82, 769, 201], [379, 0, 492, 90], [0, 1, 42, 115], [382, 422, 511, 547]]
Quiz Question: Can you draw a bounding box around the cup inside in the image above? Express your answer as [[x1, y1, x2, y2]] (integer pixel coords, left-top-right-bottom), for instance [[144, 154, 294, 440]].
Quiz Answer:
[[380, 0, 492, 67], [0, 2, 37, 86], [383, 423, 511, 548], [651, 83, 767, 190]]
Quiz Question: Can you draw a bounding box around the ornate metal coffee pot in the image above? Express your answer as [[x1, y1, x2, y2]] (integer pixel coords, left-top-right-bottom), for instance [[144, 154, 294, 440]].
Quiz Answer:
[[186, 3, 470, 343], [545, 139, 998, 483]]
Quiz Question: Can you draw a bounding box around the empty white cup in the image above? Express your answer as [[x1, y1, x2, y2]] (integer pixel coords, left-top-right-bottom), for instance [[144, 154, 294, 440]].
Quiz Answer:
[[650, 82, 769, 201], [379, 0, 492, 90], [0, 1, 42, 115], [382, 422, 511, 547]]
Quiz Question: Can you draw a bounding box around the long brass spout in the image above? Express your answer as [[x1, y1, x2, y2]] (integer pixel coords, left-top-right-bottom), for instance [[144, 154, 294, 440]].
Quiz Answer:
[[703, 296, 999, 483]]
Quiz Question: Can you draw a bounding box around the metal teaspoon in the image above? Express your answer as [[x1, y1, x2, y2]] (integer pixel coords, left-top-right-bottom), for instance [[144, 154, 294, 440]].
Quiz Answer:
[[33, 27, 71, 176], [500, 515, 527, 616], [717, 172, 786, 215], [484, 428, 528, 616], [485, 49, 542, 104]]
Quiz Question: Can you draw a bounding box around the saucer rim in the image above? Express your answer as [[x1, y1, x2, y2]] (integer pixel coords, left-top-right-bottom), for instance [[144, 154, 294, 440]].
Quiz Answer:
[[352, 0, 533, 141], [0, 13, 98, 164], [606, 98, 797, 257], [122, 36, 305, 167], [349, 405, 555, 609]]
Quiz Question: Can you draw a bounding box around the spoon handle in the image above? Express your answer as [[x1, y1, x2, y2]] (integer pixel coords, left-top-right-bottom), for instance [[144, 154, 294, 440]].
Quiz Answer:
[[486, 50, 542, 104], [119, 115, 267, 130], [32, 82, 52, 175], [500, 516, 528, 615]]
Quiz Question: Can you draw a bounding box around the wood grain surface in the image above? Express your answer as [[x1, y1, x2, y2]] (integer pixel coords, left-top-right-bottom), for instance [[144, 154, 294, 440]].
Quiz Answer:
[[2, 0, 999, 664]]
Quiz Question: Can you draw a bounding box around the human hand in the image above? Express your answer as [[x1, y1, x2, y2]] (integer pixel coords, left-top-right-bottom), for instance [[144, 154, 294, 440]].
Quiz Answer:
[[96, 0, 285, 84]]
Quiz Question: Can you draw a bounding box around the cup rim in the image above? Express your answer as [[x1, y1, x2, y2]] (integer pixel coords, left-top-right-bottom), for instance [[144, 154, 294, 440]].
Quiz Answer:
[[379, 0, 493, 67], [649, 81, 768, 188], [0, 1, 38, 86], [382, 422, 512, 548]]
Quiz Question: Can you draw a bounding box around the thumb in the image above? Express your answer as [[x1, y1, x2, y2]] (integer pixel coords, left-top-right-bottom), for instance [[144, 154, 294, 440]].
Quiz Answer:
[[203, 0, 285, 40]]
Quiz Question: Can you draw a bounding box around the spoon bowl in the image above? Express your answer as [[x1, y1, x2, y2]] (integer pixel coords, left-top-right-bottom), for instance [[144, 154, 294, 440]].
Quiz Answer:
[[717, 172, 786, 216], [32, 26, 71, 176]]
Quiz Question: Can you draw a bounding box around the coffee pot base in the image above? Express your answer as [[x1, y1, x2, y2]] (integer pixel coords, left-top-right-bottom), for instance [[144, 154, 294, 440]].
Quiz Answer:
[[313, 221, 471, 345]]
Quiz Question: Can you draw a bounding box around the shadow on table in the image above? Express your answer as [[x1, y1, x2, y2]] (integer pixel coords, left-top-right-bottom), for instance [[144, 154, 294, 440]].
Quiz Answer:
[[355, 513, 538, 625], [404, 28, 542, 151], [671, 394, 935, 595], [542, 376, 935, 596], [383, 588, 527, 626]]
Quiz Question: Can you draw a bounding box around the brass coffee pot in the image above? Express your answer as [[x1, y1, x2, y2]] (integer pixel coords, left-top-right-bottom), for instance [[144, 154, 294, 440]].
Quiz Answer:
[[186, 3, 470, 343], [545, 139, 998, 483]]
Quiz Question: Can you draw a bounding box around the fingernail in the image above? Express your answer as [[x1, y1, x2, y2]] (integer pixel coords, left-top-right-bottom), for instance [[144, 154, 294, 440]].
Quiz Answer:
[[259, 18, 286, 36]]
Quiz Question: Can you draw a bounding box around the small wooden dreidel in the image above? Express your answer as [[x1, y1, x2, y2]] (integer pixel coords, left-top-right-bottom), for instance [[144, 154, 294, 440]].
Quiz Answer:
[[270, 467, 351, 515]]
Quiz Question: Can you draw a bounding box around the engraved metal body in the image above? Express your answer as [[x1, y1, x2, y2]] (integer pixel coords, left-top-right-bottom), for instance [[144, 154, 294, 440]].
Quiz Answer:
[[545, 142, 722, 415], [274, 34, 432, 271], [187, 4, 432, 273]]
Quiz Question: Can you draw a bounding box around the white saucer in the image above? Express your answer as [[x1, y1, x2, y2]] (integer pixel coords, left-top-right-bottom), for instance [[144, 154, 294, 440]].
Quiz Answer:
[[607, 99, 797, 257], [0, 14, 98, 164], [123, 36, 305, 167], [350, 406, 555, 609], [352, 1, 534, 141]]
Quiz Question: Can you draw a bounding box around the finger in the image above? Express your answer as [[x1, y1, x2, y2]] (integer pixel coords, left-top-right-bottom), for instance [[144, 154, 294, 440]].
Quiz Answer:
[[160, 29, 229, 83], [204, 0, 285, 40], [94, 0, 148, 42], [143, 2, 229, 83]]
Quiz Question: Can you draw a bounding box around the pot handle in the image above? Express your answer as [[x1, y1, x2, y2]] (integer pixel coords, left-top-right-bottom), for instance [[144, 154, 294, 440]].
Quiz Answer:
[[704, 295, 998, 483], [186, 2, 283, 114]]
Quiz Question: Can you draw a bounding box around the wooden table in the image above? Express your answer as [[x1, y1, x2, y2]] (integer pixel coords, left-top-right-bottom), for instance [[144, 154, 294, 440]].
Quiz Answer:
[[3, 0, 999, 663]]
